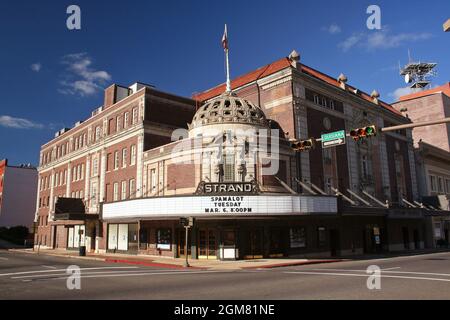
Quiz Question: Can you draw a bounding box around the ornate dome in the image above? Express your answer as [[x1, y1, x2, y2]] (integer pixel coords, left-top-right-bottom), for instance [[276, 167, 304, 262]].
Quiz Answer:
[[189, 92, 268, 130]]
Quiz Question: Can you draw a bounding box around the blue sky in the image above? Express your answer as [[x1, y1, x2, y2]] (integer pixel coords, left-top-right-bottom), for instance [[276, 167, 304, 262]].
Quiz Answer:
[[0, 0, 449, 165]]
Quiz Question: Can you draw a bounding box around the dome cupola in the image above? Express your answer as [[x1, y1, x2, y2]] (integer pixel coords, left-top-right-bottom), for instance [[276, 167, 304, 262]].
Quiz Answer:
[[189, 92, 268, 131]]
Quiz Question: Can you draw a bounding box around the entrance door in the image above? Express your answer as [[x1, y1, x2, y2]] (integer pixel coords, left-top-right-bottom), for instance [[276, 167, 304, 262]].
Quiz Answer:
[[329, 229, 340, 257], [402, 227, 410, 249], [244, 229, 263, 259], [413, 229, 420, 249], [178, 229, 191, 257], [198, 229, 217, 259]]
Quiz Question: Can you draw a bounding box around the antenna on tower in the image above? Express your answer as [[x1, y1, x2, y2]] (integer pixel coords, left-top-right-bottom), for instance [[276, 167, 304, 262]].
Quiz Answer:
[[400, 51, 437, 89]]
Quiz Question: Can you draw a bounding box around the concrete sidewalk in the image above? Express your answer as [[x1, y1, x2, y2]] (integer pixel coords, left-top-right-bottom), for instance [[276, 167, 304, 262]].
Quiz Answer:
[[8, 248, 343, 270]]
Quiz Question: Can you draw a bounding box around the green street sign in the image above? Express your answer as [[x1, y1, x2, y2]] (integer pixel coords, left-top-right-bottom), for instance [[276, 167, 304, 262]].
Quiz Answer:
[[321, 130, 346, 149]]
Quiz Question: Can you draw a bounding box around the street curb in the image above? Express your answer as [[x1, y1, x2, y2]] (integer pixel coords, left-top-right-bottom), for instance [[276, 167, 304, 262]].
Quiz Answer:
[[104, 258, 206, 270], [242, 259, 344, 269]]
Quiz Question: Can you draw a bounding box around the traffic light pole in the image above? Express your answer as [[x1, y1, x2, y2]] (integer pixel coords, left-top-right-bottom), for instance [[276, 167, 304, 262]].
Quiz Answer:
[[379, 117, 450, 133], [184, 226, 190, 268], [294, 117, 450, 144]]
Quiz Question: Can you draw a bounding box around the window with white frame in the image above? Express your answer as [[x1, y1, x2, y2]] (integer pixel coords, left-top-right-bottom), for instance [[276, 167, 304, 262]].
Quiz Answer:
[[92, 157, 98, 176], [130, 145, 136, 166], [122, 148, 127, 167], [129, 179, 136, 198], [116, 116, 122, 132], [113, 182, 119, 201], [124, 112, 129, 128], [121, 181, 127, 200], [132, 107, 138, 124], [114, 151, 119, 170], [95, 126, 101, 141]]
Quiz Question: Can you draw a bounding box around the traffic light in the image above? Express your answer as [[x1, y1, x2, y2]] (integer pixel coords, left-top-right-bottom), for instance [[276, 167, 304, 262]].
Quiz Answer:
[[350, 125, 377, 141], [291, 138, 316, 152]]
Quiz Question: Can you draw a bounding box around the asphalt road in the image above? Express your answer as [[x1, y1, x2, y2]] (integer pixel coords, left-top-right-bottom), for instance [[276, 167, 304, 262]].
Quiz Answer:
[[1, 250, 450, 300]]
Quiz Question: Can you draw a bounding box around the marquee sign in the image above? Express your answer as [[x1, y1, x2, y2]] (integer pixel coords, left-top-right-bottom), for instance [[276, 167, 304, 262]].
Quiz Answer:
[[205, 196, 252, 213], [195, 181, 259, 195]]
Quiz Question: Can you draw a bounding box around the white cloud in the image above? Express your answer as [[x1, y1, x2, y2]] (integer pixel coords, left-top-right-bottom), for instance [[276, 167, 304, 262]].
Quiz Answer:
[[389, 87, 422, 101], [322, 24, 342, 34], [0, 115, 44, 129], [59, 53, 112, 96], [338, 30, 433, 52], [31, 63, 42, 72], [338, 33, 365, 52]]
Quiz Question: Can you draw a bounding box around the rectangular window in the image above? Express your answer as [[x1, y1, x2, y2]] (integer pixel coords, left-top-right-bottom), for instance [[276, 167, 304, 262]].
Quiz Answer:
[[81, 164, 84, 180], [318, 227, 326, 248], [106, 153, 111, 171], [116, 116, 122, 132], [289, 227, 306, 248], [156, 228, 171, 250], [132, 107, 138, 124], [430, 175, 437, 192], [313, 94, 320, 105], [446, 179, 450, 194], [329, 100, 335, 109], [130, 145, 136, 166], [438, 177, 444, 193], [124, 112, 129, 128], [113, 182, 119, 201], [121, 181, 127, 200], [95, 126, 101, 141], [122, 148, 127, 168], [114, 151, 119, 170], [129, 179, 136, 199], [92, 157, 98, 176]]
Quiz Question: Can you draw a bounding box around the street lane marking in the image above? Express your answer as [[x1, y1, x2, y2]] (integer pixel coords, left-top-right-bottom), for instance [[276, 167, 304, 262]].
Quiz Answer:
[[310, 268, 450, 277], [41, 265, 57, 269], [310, 268, 400, 272], [12, 269, 201, 279], [285, 271, 450, 283], [0, 266, 139, 277], [36, 270, 233, 281], [0, 257, 8, 261]]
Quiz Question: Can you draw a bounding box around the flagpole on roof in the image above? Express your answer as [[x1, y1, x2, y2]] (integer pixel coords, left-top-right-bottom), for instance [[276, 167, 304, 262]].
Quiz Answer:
[[222, 24, 231, 93]]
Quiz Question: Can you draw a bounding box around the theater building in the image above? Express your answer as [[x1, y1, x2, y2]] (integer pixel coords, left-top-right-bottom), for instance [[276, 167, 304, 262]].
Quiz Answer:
[[35, 50, 437, 258]]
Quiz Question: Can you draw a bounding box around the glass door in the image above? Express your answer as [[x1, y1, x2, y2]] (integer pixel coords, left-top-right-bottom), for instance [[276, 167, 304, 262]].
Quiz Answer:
[[198, 229, 217, 259]]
